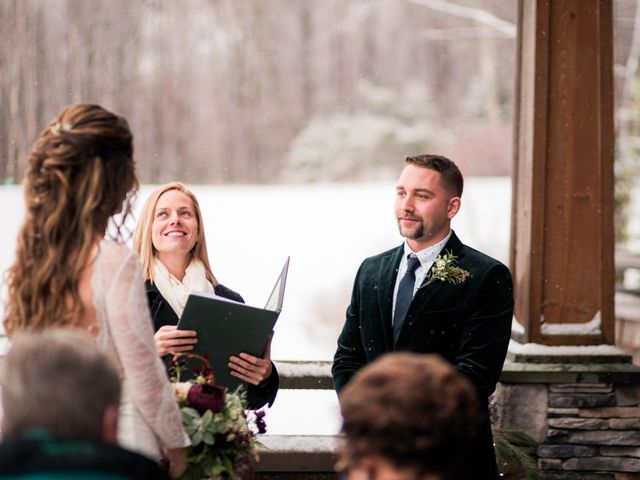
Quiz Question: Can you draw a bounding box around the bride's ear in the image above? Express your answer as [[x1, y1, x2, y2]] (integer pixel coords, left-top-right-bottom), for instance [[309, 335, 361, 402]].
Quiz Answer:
[[101, 404, 119, 444]]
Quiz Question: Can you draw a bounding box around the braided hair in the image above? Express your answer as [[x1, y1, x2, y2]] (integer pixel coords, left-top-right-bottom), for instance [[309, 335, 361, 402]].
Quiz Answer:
[[4, 104, 139, 335]]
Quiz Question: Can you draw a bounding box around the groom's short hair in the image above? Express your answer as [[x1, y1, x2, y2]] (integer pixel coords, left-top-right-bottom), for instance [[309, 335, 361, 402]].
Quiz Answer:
[[406, 154, 463, 198], [339, 353, 482, 479], [2, 329, 121, 441]]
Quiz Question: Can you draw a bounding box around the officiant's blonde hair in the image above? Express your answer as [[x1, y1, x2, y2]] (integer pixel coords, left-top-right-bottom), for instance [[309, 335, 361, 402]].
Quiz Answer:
[[134, 182, 218, 286]]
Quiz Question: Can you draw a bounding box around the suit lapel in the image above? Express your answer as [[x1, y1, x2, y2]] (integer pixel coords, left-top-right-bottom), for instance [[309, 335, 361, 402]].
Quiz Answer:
[[414, 231, 465, 299], [377, 245, 404, 351], [397, 231, 466, 345]]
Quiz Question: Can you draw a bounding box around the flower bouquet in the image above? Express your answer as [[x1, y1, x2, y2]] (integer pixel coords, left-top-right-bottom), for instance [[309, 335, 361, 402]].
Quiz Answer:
[[169, 353, 266, 480]]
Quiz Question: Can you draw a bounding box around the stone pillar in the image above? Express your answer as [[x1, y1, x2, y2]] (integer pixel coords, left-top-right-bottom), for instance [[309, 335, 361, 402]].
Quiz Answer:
[[511, 0, 615, 345], [496, 356, 640, 479]]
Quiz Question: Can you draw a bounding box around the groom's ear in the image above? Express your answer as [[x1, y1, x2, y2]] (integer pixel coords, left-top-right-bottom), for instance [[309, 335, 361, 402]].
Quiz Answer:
[[447, 196, 461, 219]]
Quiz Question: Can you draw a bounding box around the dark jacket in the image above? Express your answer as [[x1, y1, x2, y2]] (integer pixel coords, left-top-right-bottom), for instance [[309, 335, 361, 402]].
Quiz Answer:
[[332, 231, 514, 479], [145, 280, 279, 409], [0, 432, 169, 480]]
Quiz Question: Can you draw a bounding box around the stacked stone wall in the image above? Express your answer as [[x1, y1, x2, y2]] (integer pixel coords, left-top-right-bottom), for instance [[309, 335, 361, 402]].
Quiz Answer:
[[540, 383, 640, 479], [496, 381, 640, 479]]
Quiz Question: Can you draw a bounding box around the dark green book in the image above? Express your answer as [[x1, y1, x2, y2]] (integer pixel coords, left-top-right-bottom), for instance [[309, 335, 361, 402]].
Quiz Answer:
[[176, 258, 289, 390]]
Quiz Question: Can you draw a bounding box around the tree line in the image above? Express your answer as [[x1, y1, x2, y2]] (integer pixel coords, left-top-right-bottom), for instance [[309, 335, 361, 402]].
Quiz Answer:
[[0, 0, 521, 184]]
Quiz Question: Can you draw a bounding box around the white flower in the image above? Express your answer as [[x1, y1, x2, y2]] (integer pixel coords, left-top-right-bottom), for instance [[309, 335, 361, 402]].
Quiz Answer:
[[173, 382, 191, 402], [422, 250, 471, 287]]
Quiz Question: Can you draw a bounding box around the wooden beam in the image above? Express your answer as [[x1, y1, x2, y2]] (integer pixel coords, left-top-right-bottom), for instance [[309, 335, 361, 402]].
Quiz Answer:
[[512, 0, 615, 345]]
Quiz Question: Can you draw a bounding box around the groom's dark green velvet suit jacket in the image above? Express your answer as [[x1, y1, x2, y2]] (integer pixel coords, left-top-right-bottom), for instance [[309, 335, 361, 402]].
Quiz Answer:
[[332, 231, 513, 478]]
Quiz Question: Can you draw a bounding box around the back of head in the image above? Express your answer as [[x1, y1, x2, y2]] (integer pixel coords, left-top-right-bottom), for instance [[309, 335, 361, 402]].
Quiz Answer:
[[133, 181, 217, 285], [406, 154, 464, 198], [339, 353, 482, 480], [4, 104, 138, 335], [1, 329, 121, 441]]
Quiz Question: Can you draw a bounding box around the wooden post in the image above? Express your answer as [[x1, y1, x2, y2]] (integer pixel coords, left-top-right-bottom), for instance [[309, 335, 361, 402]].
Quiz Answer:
[[511, 0, 615, 345]]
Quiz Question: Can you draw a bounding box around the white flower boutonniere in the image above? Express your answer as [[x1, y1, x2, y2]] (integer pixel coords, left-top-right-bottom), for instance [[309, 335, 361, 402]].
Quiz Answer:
[[423, 250, 471, 287]]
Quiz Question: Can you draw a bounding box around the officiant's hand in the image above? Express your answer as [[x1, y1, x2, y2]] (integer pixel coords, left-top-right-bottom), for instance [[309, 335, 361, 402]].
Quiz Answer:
[[154, 325, 197, 356], [228, 332, 274, 385]]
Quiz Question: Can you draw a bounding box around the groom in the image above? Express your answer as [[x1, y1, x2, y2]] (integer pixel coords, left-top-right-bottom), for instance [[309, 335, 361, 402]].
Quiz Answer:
[[332, 154, 513, 479]]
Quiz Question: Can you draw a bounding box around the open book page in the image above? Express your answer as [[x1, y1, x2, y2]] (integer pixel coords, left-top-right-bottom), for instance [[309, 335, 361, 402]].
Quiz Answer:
[[190, 290, 244, 305], [264, 257, 290, 312]]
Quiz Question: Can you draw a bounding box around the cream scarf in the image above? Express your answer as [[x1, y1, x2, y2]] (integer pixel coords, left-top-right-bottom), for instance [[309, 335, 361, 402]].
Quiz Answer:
[[152, 258, 215, 318]]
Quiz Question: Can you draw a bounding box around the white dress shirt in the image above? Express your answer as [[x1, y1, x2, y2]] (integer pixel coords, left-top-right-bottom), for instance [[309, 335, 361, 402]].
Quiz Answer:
[[392, 230, 452, 322]]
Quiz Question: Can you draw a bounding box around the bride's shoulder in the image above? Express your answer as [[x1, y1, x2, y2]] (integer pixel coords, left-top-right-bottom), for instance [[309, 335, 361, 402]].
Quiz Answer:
[[98, 240, 138, 266]]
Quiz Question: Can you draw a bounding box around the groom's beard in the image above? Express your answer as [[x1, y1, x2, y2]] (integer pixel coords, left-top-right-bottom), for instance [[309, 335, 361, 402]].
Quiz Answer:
[[397, 214, 424, 240]]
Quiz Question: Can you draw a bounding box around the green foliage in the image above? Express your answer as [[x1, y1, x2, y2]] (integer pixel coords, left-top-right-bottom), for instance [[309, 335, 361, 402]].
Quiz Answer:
[[424, 250, 471, 287], [177, 388, 256, 480], [182, 408, 216, 447], [171, 354, 258, 480], [493, 427, 539, 480]]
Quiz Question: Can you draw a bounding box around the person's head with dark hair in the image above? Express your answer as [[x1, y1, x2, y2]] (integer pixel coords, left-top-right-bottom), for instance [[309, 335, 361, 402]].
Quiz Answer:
[[338, 353, 483, 480], [405, 154, 463, 198], [396, 154, 463, 251], [1, 329, 121, 442]]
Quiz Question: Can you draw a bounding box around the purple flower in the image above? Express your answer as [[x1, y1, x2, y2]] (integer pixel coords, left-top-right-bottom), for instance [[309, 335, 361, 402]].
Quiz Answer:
[[187, 383, 226, 415], [255, 410, 267, 434]]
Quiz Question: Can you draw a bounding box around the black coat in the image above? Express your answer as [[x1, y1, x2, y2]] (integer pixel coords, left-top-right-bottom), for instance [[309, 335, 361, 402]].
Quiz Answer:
[[0, 434, 169, 480], [145, 281, 279, 409], [332, 231, 514, 479]]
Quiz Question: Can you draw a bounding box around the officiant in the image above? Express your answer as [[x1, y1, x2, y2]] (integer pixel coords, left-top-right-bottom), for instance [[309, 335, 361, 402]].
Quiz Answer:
[[134, 182, 279, 409]]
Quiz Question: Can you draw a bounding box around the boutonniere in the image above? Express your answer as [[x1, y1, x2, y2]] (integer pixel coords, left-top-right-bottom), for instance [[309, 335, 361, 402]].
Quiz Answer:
[[422, 250, 471, 287]]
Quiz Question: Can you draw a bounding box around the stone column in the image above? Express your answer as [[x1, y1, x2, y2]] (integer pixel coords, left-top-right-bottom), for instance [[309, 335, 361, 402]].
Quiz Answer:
[[496, 356, 640, 479]]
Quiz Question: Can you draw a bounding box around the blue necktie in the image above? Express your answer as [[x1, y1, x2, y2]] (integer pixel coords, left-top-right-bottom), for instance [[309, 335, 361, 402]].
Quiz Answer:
[[393, 254, 421, 344]]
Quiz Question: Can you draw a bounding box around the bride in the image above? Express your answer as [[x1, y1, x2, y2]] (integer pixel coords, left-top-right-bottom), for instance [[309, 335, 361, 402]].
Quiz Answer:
[[4, 104, 189, 478]]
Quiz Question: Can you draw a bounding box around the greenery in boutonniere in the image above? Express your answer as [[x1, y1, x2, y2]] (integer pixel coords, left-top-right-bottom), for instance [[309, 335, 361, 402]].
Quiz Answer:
[[423, 250, 471, 287]]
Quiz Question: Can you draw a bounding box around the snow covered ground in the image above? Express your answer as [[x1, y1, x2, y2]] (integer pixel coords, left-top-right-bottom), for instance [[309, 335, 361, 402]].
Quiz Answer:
[[0, 178, 512, 358]]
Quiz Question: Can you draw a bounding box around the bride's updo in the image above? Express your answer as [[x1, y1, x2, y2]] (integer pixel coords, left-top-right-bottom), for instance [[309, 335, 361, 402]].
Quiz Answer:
[[5, 104, 139, 335]]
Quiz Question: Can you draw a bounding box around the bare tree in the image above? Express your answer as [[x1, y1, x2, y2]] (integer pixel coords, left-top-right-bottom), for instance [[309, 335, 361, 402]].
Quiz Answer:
[[1, 0, 520, 184]]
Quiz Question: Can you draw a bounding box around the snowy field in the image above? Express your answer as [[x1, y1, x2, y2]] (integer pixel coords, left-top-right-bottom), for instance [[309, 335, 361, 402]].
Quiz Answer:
[[0, 178, 513, 359]]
